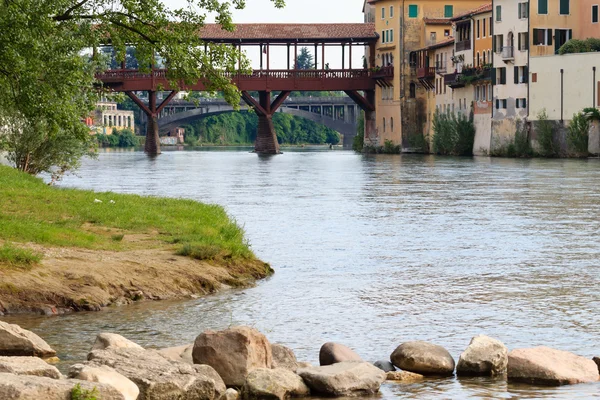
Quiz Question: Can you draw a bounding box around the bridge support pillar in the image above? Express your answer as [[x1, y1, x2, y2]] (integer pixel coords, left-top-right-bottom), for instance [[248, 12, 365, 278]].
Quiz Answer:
[[344, 90, 377, 149], [242, 90, 291, 155]]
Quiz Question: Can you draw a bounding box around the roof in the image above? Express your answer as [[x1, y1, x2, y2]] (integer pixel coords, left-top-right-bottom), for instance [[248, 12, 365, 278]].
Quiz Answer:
[[451, 3, 493, 21], [198, 23, 378, 44], [423, 18, 452, 25], [428, 38, 455, 50]]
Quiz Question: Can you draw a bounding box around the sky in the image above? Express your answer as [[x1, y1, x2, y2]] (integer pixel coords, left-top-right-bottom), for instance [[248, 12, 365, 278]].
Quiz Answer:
[[168, 0, 368, 69]]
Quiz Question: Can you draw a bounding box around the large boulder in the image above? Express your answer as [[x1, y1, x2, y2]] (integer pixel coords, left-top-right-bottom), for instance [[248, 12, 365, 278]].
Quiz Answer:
[[242, 368, 309, 400], [0, 372, 124, 400], [319, 342, 362, 366], [593, 357, 600, 374], [220, 388, 240, 400], [69, 364, 139, 400], [456, 335, 508, 377], [390, 341, 455, 376], [508, 346, 600, 385], [0, 321, 56, 358], [297, 361, 385, 397], [0, 356, 62, 379], [158, 344, 193, 364], [271, 344, 298, 372], [91, 333, 143, 351], [192, 326, 272, 387], [87, 347, 226, 399], [373, 360, 396, 372]]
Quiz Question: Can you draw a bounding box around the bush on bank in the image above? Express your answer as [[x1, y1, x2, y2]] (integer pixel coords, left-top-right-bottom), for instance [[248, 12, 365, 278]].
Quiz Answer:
[[96, 128, 139, 148], [432, 110, 475, 156], [0, 165, 255, 261]]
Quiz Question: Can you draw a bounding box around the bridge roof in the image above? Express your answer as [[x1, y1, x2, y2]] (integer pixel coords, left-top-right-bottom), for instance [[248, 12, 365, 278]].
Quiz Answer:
[[199, 23, 378, 44]]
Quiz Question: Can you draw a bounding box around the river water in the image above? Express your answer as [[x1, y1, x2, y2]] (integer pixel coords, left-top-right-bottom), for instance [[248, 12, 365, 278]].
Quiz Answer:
[[6, 148, 600, 398]]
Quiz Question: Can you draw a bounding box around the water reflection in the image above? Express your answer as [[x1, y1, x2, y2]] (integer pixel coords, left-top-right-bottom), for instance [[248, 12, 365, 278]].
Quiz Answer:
[[4, 150, 600, 398]]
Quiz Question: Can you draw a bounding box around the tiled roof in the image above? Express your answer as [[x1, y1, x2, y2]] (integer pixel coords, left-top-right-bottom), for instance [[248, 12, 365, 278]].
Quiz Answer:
[[198, 23, 378, 43], [423, 18, 453, 25], [428, 37, 455, 50], [451, 3, 493, 21]]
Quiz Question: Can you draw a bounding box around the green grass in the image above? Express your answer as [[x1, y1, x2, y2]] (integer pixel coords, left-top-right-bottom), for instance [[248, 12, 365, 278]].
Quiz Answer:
[[0, 243, 42, 270], [0, 165, 254, 260]]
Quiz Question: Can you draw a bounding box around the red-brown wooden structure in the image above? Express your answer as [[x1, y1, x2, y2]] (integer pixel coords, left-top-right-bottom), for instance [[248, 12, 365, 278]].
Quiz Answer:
[[97, 23, 391, 154]]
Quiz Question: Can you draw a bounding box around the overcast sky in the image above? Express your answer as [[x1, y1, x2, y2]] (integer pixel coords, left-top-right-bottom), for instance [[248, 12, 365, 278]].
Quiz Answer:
[[168, 0, 368, 69]]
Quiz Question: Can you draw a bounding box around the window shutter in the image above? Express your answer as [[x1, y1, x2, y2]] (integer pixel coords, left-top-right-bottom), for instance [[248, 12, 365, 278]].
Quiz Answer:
[[514, 66, 519, 84], [501, 68, 506, 84], [492, 68, 497, 85], [568, 29, 572, 41], [518, 3, 522, 18], [533, 29, 539, 45], [548, 29, 553, 46], [523, 98, 527, 108], [518, 32, 522, 50], [523, 66, 529, 83], [525, 32, 529, 50], [496, 99, 499, 109], [539, 0, 548, 14], [560, 0, 569, 15]]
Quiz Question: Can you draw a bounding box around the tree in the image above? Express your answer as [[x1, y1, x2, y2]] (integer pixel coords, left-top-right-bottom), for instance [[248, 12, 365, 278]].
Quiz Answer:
[[296, 47, 314, 70], [0, 0, 284, 177]]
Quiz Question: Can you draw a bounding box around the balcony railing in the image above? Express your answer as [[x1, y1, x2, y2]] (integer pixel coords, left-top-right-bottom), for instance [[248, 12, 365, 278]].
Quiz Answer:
[[456, 40, 471, 52], [502, 46, 514, 60], [417, 67, 436, 79], [444, 73, 465, 88]]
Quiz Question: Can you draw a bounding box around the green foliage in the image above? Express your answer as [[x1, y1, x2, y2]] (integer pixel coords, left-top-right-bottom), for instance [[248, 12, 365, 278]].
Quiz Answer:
[[0, 243, 42, 271], [177, 243, 221, 261], [185, 112, 339, 145], [512, 122, 534, 157], [559, 38, 600, 54], [567, 112, 590, 157], [111, 234, 125, 242], [0, 165, 255, 261], [0, 0, 285, 176], [96, 129, 139, 148], [382, 140, 401, 154], [353, 112, 365, 152], [296, 47, 314, 70], [71, 384, 99, 400], [407, 133, 429, 153], [432, 110, 475, 156], [535, 109, 557, 157], [583, 107, 600, 122]]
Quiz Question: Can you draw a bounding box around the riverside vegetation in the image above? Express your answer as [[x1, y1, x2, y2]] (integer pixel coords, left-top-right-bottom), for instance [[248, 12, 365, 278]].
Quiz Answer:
[[0, 322, 598, 399], [0, 165, 273, 314]]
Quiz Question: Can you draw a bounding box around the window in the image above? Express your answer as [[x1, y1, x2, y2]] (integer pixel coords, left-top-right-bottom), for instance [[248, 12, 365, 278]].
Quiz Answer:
[[514, 66, 529, 84], [475, 86, 480, 101], [382, 30, 386, 43], [494, 34, 504, 52], [516, 98, 527, 108], [445, 29, 450, 37], [494, 67, 507, 84], [538, 0, 548, 14], [483, 18, 486, 38], [533, 29, 552, 45], [477, 52, 481, 66], [477, 20, 481, 39], [554, 29, 572, 53], [483, 51, 486, 64], [518, 2, 529, 19], [482, 85, 486, 101], [487, 84, 492, 101], [532, 73, 538, 82], [560, 0, 569, 15], [496, 5, 502, 21], [390, 29, 394, 42], [410, 83, 416, 98], [390, 6, 394, 18], [383, 118, 386, 132], [408, 4, 418, 18], [518, 32, 529, 50], [381, 7, 385, 19], [391, 117, 394, 131], [489, 17, 492, 35], [496, 99, 508, 109], [594, 5, 599, 23], [444, 5, 454, 18]]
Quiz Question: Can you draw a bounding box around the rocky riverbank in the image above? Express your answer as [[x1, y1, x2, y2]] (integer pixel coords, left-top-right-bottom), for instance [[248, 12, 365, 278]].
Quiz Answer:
[[0, 321, 598, 399]]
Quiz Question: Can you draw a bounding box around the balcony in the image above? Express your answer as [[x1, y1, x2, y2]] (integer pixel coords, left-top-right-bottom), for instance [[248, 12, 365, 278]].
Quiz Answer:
[[456, 40, 471, 52], [435, 62, 447, 74], [502, 46, 514, 61], [444, 73, 465, 89], [417, 67, 436, 79]]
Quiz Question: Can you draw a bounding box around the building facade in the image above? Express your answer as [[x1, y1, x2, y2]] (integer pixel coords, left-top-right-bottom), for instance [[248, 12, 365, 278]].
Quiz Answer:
[[93, 101, 135, 135]]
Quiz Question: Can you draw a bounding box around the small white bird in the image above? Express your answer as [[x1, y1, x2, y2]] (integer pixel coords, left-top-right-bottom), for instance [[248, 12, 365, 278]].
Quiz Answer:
[[109, 200, 115, 204], [94, 199, 103, 203]]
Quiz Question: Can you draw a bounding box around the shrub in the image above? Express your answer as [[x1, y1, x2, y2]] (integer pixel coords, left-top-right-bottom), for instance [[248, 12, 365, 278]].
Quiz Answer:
[[513, 122, 534, 157], [535, 110, 557, 157], [71, 384, 99, 400], [177, 243, 222, 260], [567, 112, 590, 157], [382, 139, 401, 154], [407, 133, 429, 153], [432, 110, 475, 156], [559, 38, 600, 54]]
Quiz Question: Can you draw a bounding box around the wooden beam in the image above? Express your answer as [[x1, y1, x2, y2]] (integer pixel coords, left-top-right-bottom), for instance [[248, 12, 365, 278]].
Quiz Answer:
[[270, 91, 291, 112], [125, 91, 152, 116], [241, 91, 267, 116]]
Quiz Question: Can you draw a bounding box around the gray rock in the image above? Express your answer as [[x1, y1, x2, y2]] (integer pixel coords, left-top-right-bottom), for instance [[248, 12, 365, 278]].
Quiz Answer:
[[296, 362, 312, 369], [68, 364, 139, 400], [271, 344, 299, 372], [91, 333, 143, 351], [193, 326, 272, 387], [220, 388, 240, 400], [508, 346, 600, 386], [157, 344, 193, 364], [593, 357, 600, 374], [0, 321, 56, 358], [390, 341, 455, 376], [297, 361, 385, 396], [0, 372, 124, 400], [319, 342, 362, 366], [456, 335, 508, 377], [373, 360, 396, 372], [0, 356, 62, 379], [87, 347, 226, 399], [242, 368, 310, 399]]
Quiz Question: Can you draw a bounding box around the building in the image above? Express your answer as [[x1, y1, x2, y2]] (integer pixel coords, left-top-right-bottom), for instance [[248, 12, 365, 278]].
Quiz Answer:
[[366, 0, 493, 148], [92, 101, 135, 135]]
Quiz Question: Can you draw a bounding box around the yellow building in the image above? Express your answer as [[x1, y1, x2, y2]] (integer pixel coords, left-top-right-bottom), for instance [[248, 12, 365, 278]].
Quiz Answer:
[[93, 101, 135, 135], [529, 0, 580, 56], [366, 0, 493, 148]]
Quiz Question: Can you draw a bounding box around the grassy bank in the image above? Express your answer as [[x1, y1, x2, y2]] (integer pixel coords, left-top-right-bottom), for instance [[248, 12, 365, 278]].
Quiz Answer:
[[0, 165, 272, 313]]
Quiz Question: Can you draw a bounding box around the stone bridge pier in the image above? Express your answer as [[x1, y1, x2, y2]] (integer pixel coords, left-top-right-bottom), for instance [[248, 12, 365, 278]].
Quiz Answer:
[[241, 91, 290, 154]]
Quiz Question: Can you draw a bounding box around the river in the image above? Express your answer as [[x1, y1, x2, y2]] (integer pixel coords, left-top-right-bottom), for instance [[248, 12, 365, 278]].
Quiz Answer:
[[6, 148, 600, 398]]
